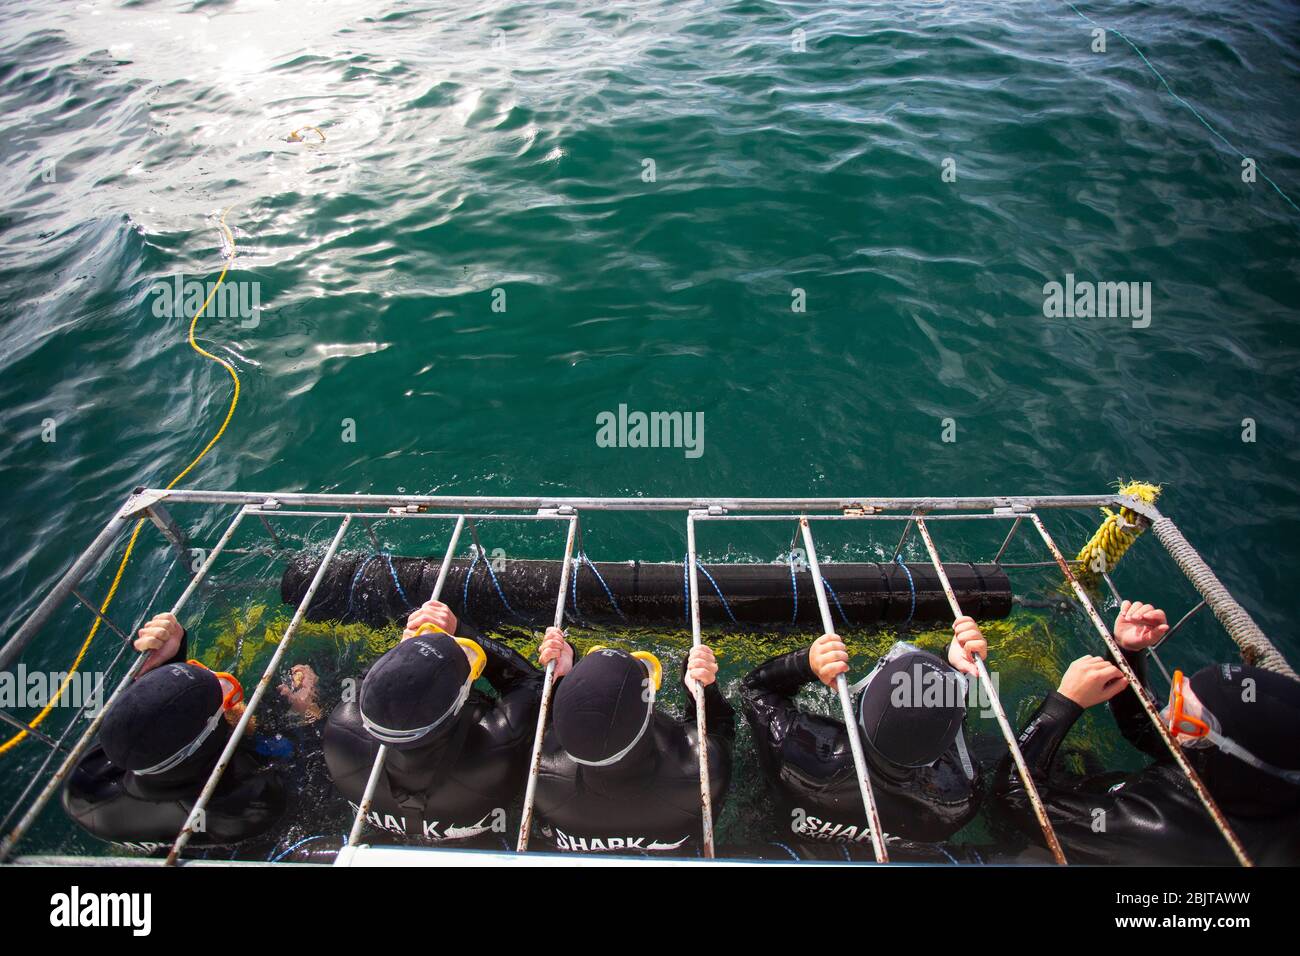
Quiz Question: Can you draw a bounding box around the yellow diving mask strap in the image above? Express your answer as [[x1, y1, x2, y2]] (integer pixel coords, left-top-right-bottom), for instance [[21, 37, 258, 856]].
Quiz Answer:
[[455, 638, 487, 682], [410, 623, 486, 682], [631, 651, 662, 691], [586, 645, 662, 691]]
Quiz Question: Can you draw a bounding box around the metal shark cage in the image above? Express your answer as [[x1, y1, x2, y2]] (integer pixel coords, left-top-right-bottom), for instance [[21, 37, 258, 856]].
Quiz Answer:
[[0, 488, 1293, 867]]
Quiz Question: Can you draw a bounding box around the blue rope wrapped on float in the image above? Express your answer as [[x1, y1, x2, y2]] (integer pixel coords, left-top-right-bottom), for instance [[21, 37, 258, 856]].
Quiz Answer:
[[285, 551, 1010, 629]]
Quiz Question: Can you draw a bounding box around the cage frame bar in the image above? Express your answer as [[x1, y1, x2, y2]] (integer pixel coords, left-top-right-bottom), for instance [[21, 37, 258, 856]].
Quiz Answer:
[[4, 487, 1289, 867], [164, 515, 352, 865], [914, 517, 1066, 864], [1029, 514, 1253, 866], [345, 514, 468, 848], [684, 511, 718, 858], [514, 515, 579, 852], [0, 507, 250, 862]]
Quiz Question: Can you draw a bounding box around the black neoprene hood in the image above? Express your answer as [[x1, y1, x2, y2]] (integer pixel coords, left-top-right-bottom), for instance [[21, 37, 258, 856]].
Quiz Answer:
[[101, 662, 223, 771], [360, 632, 471, 735], [1188, 662, 1300, 810], [858, 649, 964, 768], [552, 647, 652, 764]]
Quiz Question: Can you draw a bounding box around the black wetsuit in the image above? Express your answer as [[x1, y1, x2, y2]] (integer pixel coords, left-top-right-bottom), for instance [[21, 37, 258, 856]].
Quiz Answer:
[[323, 634, 542, 845], [62, 632, 306, 857], [740, 648, 982, 851], [532, 664, 734, 855], [996, 650, 1300, 865]]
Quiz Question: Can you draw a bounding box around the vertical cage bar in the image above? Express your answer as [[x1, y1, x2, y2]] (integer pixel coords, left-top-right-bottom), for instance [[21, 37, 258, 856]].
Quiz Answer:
[[164, 515, 351, 865], [515, 515, 578, 852], [915, 518, 1066, 864], [685, 512, 717, 858], [346, 515, 467, 847], [798, 518, 890, 863]]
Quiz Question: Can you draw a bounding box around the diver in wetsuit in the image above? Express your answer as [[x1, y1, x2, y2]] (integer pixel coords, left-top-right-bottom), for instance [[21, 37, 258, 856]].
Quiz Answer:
[[529, 629, 733, 854], [323, 600, 542, 846], [996, 599, 1300, 865], [738, 617, 988, 860], [63, 612, 324, 856]]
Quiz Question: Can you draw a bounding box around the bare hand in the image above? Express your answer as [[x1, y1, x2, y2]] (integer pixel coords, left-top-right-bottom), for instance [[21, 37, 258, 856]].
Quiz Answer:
[[402, 600, 458, 641], [1113, 600, 1169, 652], [947, 616, 987, 677], [278, 664, 322, 722], [1058, 655, 1128, 709], [538, 627, 574, 678], [809, 633, 849, 687], [134, 612, 184, 675], [686, 645, 718, 689]]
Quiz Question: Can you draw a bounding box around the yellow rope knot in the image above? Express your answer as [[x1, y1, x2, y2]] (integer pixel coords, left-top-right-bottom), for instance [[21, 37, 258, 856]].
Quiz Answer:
[[1075, 480, 1162, 584]]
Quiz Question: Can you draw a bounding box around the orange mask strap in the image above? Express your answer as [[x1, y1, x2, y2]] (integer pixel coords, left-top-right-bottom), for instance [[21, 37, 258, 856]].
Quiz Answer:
[[187, 660, 244, 710], [1169, 669, 1210, 738]]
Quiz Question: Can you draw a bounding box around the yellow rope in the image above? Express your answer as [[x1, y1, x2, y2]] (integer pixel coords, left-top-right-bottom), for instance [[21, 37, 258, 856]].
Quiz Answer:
[[0, 210, 241, 756], [1074, 479, 1162, 584]]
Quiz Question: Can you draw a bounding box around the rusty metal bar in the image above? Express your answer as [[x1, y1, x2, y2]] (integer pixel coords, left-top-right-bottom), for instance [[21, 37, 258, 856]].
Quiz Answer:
[[798, 518, 890, 863], [1029, 514, 1252, 866], [256, 513, 283, 549], [164, 515, 351, 865], [890, 516, 916, 561], [346, 515, 466, 848], [914, 518, 1067, 864], [685, 512, 717, 858], [515, 515, 578, 852], [992, 516, 1023, 565], [0, 509, 248, 862]]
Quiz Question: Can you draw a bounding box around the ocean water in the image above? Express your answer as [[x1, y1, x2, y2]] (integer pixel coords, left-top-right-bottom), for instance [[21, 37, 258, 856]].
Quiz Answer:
[[1, 0, 1298, 857]]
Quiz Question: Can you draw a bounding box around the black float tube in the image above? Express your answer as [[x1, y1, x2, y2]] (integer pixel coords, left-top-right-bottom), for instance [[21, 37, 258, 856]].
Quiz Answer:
[[282, 554, 1012, 628]]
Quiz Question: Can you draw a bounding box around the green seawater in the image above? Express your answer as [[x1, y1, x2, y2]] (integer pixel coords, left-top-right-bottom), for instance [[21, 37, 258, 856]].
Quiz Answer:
[[1, 0, 1298, 857]]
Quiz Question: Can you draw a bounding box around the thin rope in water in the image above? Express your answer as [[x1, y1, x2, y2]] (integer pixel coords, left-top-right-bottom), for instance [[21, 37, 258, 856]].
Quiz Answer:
[[695, 559, 738, 625], [568, 553, 589, 628], [577, 552, 626, 622], [682, 558, 690, 625], [461, 546, 480, 617], [823, 577, 851, 628], [383, 553, 413, 610], [462, 544, 523, 622], [682, 555, 739, 625], [269, 833, 334, 863], [347, 555, 379, 618], [788, 552, 799, 624], [1065, 1, 1299, 216], [1, 209, 241, 757], [894, 554, 916, 626]]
